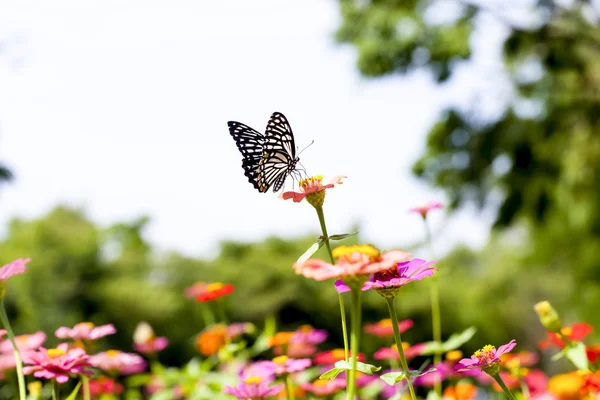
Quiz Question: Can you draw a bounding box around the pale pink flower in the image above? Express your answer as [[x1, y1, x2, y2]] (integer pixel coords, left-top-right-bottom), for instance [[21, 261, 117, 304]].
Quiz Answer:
[[281, 175, 345, 203], [374, 343, 426, 361], [55, 322, 116, 341], [294, 245, 411, 281], [364, 318, 413, 337], [22, 343, 91, 383], [89, 350, 146, 375], [0, 258, 30, 281], [409, 201, 443, 218], [0, 331, 46, 353]]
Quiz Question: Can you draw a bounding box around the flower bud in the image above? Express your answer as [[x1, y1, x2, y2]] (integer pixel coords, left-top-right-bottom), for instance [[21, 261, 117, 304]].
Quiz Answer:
[[534, 301, 562, 333]]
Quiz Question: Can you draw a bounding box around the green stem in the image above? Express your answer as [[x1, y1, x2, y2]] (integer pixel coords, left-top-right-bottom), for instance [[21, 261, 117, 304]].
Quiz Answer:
[[424, 217, 442, 397], [52, 381, 58, 400], [285, 374, 296, 400], [386, 297, 417, 400], [216, 298, 228, 323], [0, 301, 26, 400], [315, 206, 349, 364], [347, 288, 362, 400], [82, 375, 91, 400], [201, 303, 216, 326], [492, 373, 517, 400]]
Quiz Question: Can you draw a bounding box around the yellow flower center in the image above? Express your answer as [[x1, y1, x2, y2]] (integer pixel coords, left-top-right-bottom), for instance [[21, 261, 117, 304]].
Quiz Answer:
[[314, 379, 329, 387], [298, 324, 313, 332], [446, 350, 463, 361], [78, 322, 95, 329], [47, 348, 67, 358], [244, 376, 262, 385], [332, 245, 380, 263], [106, 349, 121, 358], [299, 175, 324, 190], [16, 335, 28, 343], [206, 282, 224, 292], [272, 355, 289, 365], [378, 319, 393, 327], [561, 327, 572, 336], [331, 349, 346, 359]]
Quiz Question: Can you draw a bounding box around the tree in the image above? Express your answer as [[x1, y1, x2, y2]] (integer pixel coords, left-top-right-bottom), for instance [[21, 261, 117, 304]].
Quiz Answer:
[[336, 0, 600, 328]]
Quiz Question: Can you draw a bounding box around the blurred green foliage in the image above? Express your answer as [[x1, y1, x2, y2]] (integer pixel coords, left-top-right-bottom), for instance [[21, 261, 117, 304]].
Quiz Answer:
[[336, 0, 600, 346]]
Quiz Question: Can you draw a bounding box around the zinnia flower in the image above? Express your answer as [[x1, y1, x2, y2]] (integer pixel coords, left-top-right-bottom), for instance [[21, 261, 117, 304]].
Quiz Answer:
[[223, 376, 284, 399], [363, 258, 437, 298], [456, 340, 517, 376], [364, 318, 413, 337], [442, 382, 477, 400], [314, 349, 364, 365], [374, 342, 425, 361], [0, 258, 29, 299], [55, 322, 116, 341], [186, 282, 234, 302], [294, 244, 411, 282], [539, 322, 593, 350], [280, 175, 345, 208], [22, 343, 91, 383], [133, 322, 168, 355], [301, 379, 346, 396], [409, 201, 442, 218], [89, 350, 146, 375], [0, 331, 46, 353], [89, 376, 124, 397]]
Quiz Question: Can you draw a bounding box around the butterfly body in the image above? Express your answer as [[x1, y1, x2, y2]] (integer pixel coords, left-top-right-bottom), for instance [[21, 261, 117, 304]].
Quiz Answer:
[[228, 112, 300, 193]]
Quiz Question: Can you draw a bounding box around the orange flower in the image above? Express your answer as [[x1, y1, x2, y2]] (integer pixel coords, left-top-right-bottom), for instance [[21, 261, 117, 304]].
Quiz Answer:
[[443, 383, 477, 400], [548, 372, 585, 400], [581, 370, 600, 395], [195, 326, 227, 356], [268, 332, 295, 348]]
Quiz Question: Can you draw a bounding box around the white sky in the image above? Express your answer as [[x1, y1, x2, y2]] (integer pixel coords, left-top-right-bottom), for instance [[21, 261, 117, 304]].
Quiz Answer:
[[0, 0, 508, 258]]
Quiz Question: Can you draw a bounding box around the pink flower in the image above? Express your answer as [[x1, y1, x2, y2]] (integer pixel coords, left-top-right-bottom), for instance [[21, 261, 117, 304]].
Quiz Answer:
[[89, 350, 146, 375], [456, 340, 517, 375], [294, 245, 411, 281], [374, 342, 426, 361], [55, 322, 116, 341], [409, 201, 442, 218], [224, 377, 284, 399], [22, 343, 91, 383], [0, 331, 46, 353], [0, 258, 29, 281], [88, 376, 123, 397], [301, 378, 346, 396], [363, 258, 437, 297], [281, 175, 345, 204], [364, 318, 413, 337], [133, 322, 168, 355]]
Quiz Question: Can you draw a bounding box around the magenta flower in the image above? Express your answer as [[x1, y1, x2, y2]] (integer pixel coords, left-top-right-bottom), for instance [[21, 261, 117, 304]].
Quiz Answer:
[[223, 377, 284, 399], [22, 343, 91, 383], [0, 331, 46, 353], [55, 322, 116, 341], [409, 201, 442, 218], [374, 343, 425, 361], [456, 340, 517, 376], [133, 322, 168, 355], [295, 245, 411, 281], [89, 350, 146, 375], [363, 258, 437, 298], [0, 258, 29, 281]]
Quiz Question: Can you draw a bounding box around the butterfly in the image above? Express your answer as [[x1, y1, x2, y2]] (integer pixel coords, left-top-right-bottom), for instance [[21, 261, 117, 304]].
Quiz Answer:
[[228, 112, 300, 193]]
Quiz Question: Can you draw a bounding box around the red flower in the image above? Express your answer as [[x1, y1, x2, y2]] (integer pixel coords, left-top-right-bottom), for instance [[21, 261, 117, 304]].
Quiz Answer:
[[186, 282, 234, 302], [539, 322, 593, 349], [313, 349, 364, 365]]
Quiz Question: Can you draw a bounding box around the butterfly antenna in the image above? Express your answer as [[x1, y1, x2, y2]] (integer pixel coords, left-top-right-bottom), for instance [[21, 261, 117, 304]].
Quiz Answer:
[[297, 140, 315, 157]]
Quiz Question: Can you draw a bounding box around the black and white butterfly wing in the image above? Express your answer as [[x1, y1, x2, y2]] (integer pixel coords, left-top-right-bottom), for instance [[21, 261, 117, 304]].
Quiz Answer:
[[256, 112, 299, 193], [227, 121, 264, 190]]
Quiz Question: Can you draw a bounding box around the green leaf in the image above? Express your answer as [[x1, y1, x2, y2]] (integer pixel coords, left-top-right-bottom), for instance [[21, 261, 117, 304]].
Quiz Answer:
[[297, 239, 325, 263], [319, 367, 344, 380], [329, 232, 359, 241], [64, 381, 82, 400], [565, 342, 589, 370], [380, 368, 437, 386], [333, 360, 382, 375], [421, 327, 477, 355], [320, 360, 382, 381]]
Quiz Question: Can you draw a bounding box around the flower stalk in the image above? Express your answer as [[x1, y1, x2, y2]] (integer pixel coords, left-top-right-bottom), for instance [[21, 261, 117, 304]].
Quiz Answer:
[[492, 373, 517, 400], [386, 297, 417, 400], [347, 287, 362, 400], [0, 300, 26, 400], [285, 374, 296, 400]]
